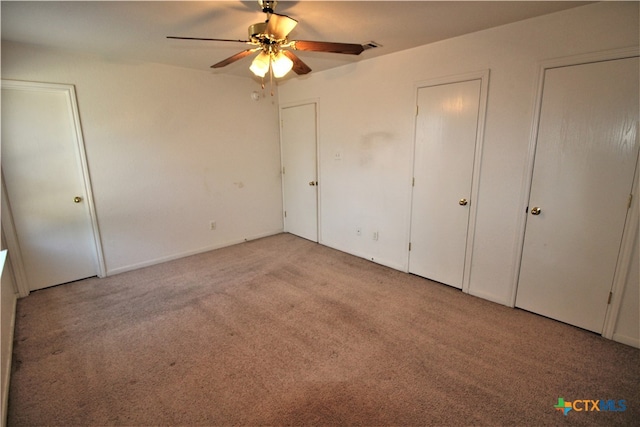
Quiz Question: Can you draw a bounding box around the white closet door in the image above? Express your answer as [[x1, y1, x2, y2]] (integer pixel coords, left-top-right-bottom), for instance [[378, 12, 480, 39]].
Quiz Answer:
[[409, 80, 481, 288], [281, 103, 318, 242], [2, 82, 100, 290], [516, 57, 639, 333]]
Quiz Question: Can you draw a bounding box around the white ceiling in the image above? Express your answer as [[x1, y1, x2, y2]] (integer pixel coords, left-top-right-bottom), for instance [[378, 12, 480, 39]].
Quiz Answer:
[[1, 1, 592, 79]]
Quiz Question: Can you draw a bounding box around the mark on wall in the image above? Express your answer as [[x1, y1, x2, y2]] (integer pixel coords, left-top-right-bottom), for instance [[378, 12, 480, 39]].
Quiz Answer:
[[359, 131, 395, 168]]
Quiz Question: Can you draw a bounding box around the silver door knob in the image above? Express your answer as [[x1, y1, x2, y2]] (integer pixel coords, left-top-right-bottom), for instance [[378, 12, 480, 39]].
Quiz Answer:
[[531, 207, 541, 215]]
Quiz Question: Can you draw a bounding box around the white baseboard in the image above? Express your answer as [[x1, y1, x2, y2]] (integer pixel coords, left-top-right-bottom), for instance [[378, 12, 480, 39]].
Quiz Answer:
[[612, 332, 640, 349], [106, 229, 284, 276], [318, 239, 407, 272]]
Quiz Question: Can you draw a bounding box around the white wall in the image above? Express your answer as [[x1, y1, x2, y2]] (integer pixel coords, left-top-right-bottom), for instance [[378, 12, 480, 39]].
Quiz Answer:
[[278, 2, 639, 345], [1, 42, 284, 274]]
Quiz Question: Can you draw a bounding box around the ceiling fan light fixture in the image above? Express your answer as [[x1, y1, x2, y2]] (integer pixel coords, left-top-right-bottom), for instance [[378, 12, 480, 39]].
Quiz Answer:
[[170, 0, 365, 80], [271, 52, 293, 78], [249, 51, 270, 77]]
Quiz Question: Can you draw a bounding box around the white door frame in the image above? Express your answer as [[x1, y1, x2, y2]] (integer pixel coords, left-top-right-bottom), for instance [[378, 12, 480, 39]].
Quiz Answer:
[[1, 80, 106, 296], [279, 98, 321, 243], [511, 47, 640, 338], [1, 181, 29, 297], [409, 70, 490, 293], [603, 158, 639, 340]]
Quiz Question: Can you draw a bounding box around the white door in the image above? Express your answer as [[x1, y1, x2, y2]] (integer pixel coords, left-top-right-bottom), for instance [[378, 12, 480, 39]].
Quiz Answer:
[[516, 57, 639, 333], [409, 79, 482, 288], [1, 81, 101, 291], [281, 103, 318, 242]]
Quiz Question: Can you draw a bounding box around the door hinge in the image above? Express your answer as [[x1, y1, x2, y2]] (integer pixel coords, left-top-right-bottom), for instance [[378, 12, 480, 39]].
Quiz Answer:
[[408, 242, 412, 251], [607, 291, 613, 304], [412, 177, 415, 187], [628, 193, 633, 209], [416, 105, 419, 116], [282, 166, 285, 175], [284, 211, 287, 218]]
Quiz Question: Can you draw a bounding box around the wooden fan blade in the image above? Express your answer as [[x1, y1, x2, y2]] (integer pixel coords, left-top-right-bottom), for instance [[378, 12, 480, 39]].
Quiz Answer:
[[211, 49, 259, 69], [292, 40, 364, 55], [265, 13, 298, 40], [167, 36, 250, 44], [282, 50, 312, 75]]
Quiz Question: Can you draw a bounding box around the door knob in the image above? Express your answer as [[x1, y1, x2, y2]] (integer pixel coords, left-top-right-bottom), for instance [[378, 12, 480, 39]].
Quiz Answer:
[[73, 196, 83, 203], [531, 207, 541, 215], [459, 198, 468, 206], [309, 181, 317, 186]]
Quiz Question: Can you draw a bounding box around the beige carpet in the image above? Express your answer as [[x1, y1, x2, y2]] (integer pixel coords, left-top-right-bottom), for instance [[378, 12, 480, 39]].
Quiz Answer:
[[8, 233, 639, 426]]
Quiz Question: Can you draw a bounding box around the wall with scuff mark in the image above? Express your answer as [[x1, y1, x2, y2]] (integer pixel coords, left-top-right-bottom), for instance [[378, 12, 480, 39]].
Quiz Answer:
[[277, 0, 639, 337]]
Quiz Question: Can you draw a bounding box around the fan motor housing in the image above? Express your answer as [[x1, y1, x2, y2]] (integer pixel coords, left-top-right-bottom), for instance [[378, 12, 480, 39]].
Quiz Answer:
[[248, 22, 267, 39]]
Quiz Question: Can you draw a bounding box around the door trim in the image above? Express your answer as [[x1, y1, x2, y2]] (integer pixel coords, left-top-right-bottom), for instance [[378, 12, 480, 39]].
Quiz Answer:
[[602, 154, 639, 341], [511, 47, 640, 337], [409, 70, 490, 293], [1, 181, 29, 297], [278, 98, 321, 243], [1, 80, 106, 294]]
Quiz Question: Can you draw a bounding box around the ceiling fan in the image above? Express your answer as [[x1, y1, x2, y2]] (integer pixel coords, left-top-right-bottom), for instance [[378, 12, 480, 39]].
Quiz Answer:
[[167, 0, 365, 80]]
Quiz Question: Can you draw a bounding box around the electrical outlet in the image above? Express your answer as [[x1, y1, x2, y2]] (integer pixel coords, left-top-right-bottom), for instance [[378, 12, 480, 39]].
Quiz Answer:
[[210, 221, 217, 231], [373, 231, 379, 241], [356, 227, 362, 236]]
